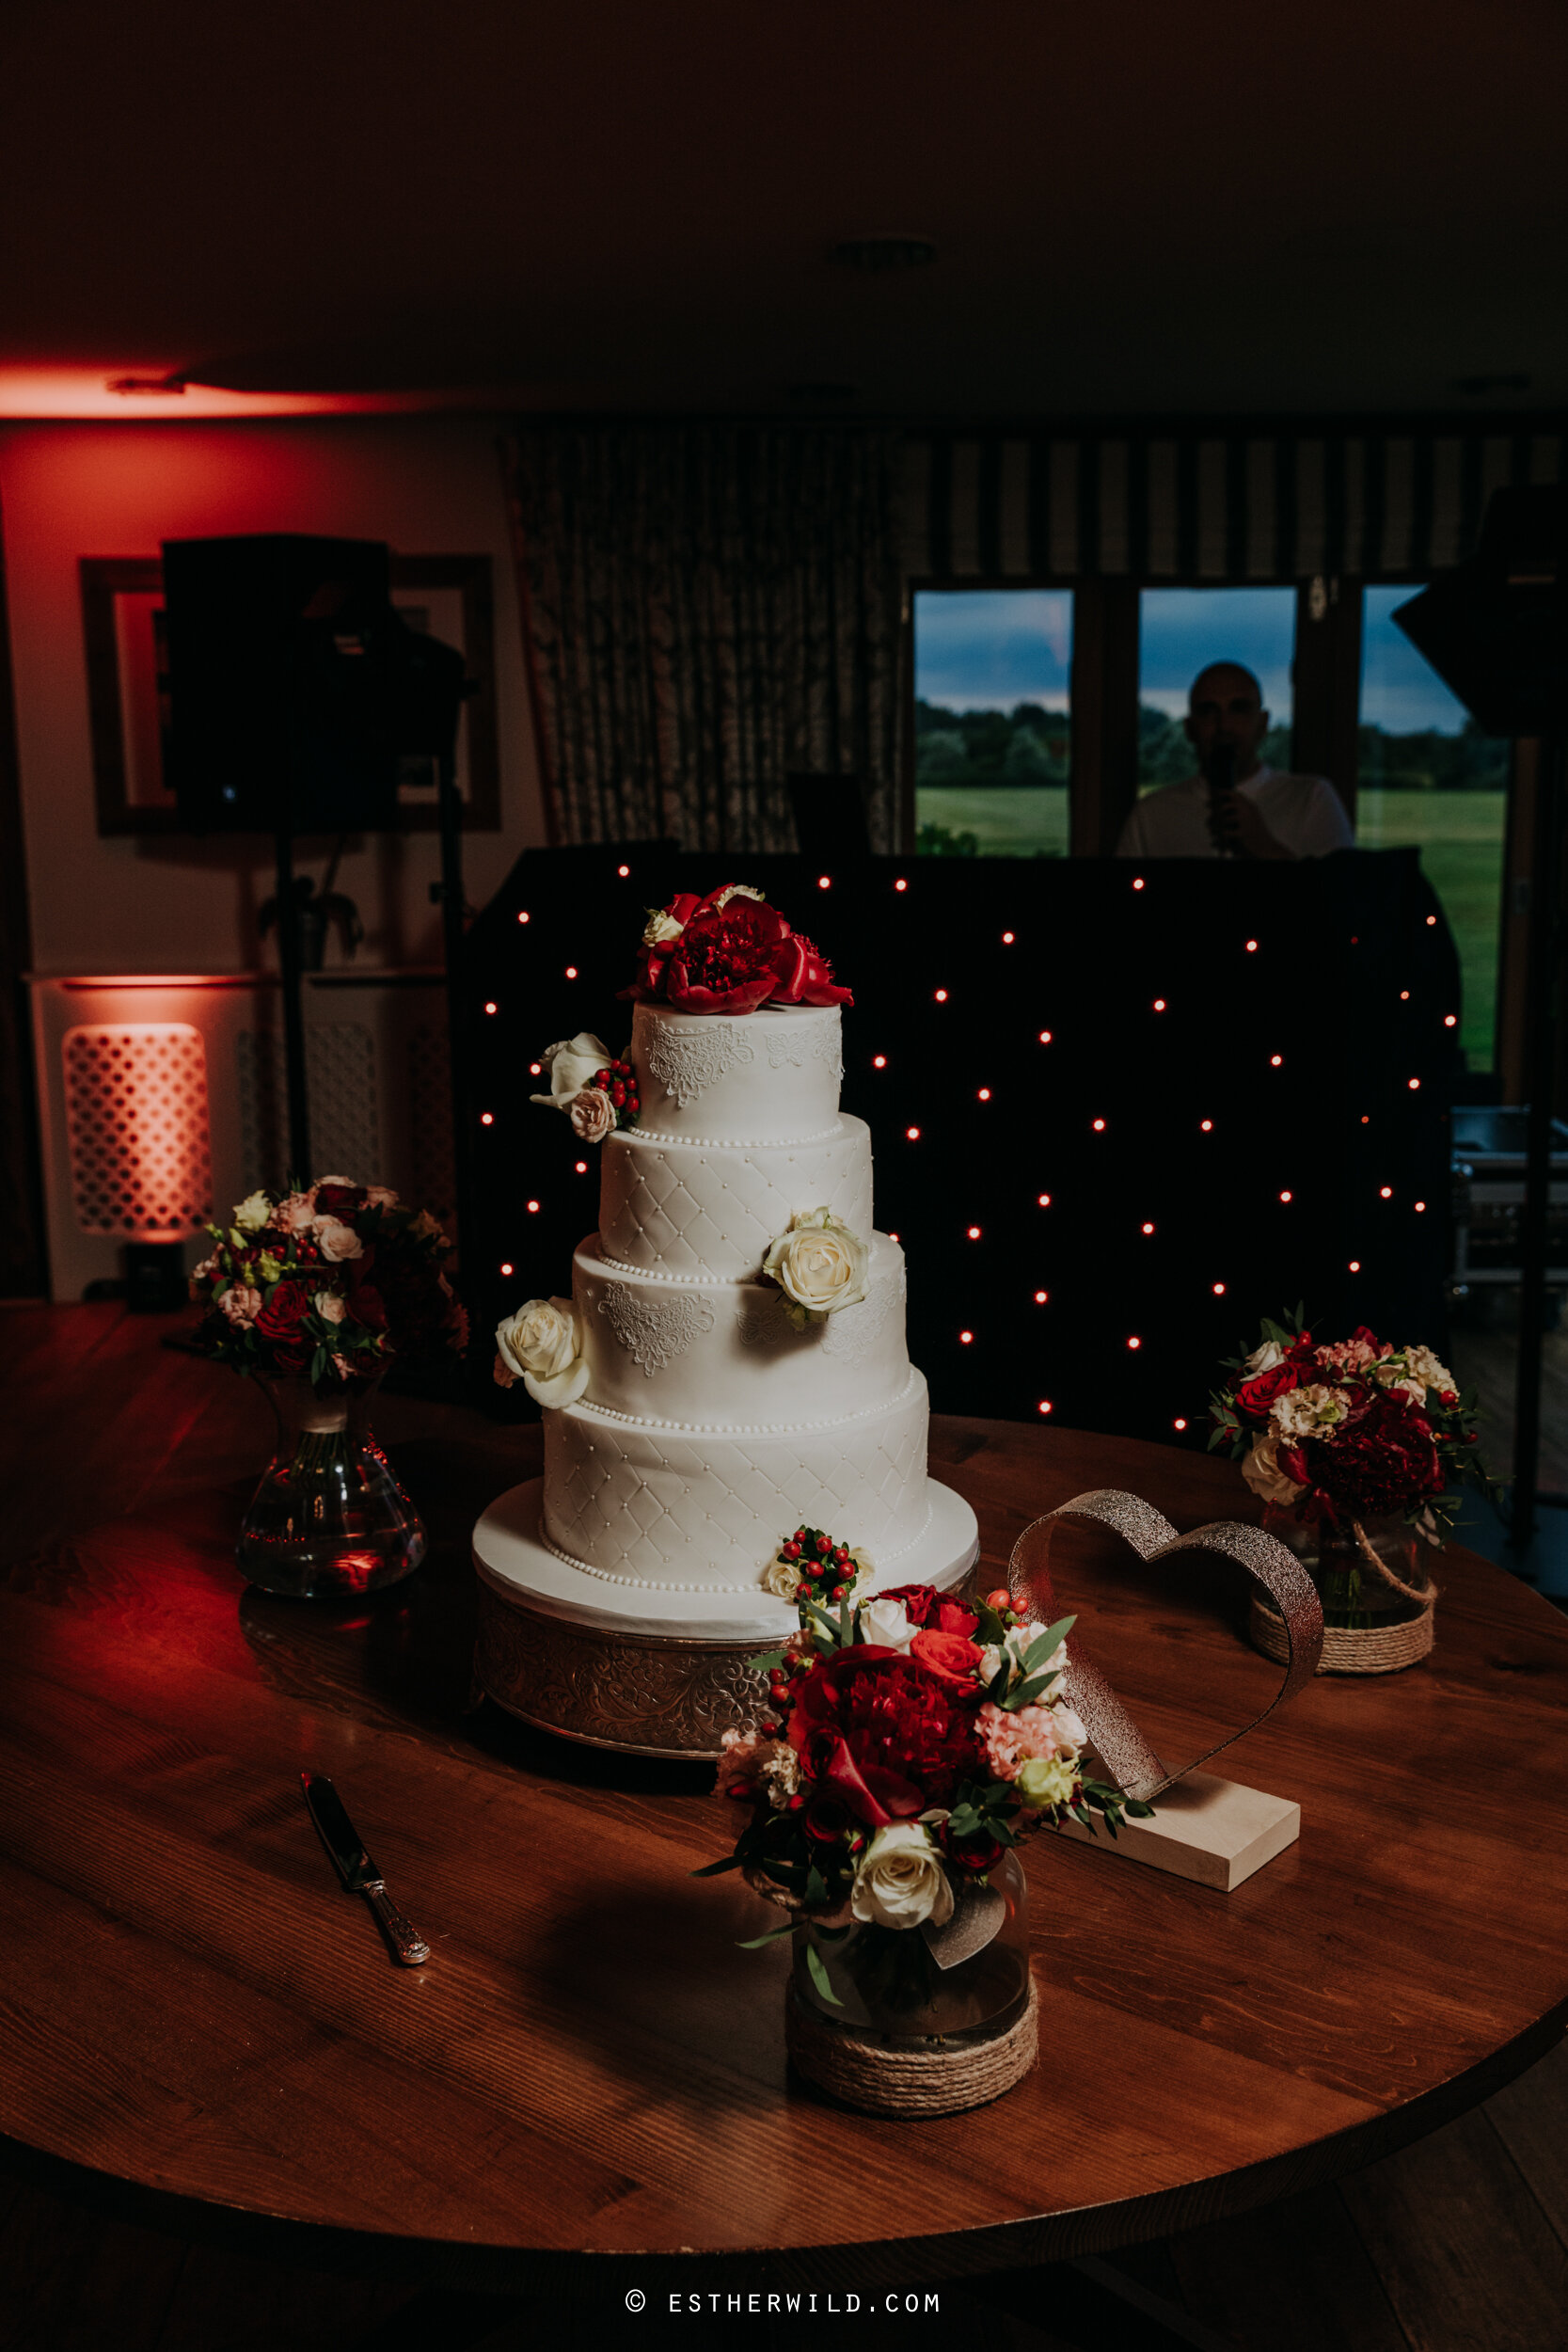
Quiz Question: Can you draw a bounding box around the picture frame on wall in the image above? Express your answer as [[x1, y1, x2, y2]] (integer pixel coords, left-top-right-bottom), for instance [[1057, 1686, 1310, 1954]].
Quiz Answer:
[[79, 551, 501, 835]]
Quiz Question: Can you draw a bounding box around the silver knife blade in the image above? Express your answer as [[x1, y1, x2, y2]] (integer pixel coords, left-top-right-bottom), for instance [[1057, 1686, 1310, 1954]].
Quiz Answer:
[[303, 1770, 380, 1890], [301, 1772, 430, 1965]]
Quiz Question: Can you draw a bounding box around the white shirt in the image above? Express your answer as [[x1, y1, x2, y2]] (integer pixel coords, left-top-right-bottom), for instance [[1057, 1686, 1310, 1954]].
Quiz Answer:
[[1116, 766, 1354, 860]]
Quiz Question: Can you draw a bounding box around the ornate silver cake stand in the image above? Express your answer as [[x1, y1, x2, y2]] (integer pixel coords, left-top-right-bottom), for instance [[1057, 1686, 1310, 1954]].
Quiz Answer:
[[471, 1477, 981, 1759]]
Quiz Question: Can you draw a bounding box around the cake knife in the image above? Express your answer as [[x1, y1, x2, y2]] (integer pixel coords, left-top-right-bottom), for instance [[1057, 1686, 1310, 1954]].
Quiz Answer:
[[301, 1771, 430, 1965]]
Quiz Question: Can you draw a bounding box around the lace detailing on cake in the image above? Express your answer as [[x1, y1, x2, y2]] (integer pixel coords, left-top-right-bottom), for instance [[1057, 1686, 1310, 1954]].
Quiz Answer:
[[821, 1265, 906, 1365], [643, 1021, 754, 1107], [764, 1018, 845, 1086], [595, 1282, 716, 1375], [736, 1295, 793, 1349]]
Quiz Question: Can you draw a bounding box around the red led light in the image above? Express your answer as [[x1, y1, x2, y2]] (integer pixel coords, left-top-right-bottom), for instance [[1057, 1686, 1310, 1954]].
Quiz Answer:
[[1445, 1014, 1457, 1027], [565, 964, 578, 978], [895, 877, 909, 892], [889, 1231, 899, 1242], [1132, 877, 1146, 891], [1212, 1281, 1226, 1295], [1200, 1118, 1213, 1132], [1038, 1028, 1053, 1044], [1415, 1200, 1427, 1213], [1174, 1417, 1188, 1430], [527, 1199, 541, 1213], [1408, 1077, 1420, 1090], [1037, 1400, 1053, 1415], [1153, 997, 1166, 1011], [1426, 914, 1436, 926], [1002, 930, 1015, 944], [1034, 1289, 1048, 1303], [959, 1329, 974, 1344], [480, 1111, 495, 1126], [967, 1225, 982, 1239], [483, 1000, 498, 1015], [1361, 1114, 1370, 1123], [1037, 1192, 1052, 1207], [1245, 938, 1259, 953], [529, 1061, 543, 1075], [1092, 1117, 1106, 1132], [817, 874, 832, 889], [1279, 1189, 1292, 1202], [516, 910, 530, 924], [934, 988, 948, 1002], [1141, 1221, 1154, 1234], [617, 863, 630, 877], [907, 1125, 921, 1140], [1349, 1258, 1361, 1271], [575, 1160, 588, 1174], [1380, 1185, 1393, 1199], [1128, 1336, 1141, 1350], [499, 1262, 514, 1277], [977, 1087, 991, 1101], [1270, 1054, 1283, 1067], [873, 1054, 887, 1069]]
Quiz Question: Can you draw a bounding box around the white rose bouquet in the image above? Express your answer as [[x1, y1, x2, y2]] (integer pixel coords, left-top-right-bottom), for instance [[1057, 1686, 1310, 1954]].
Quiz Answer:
[[760, 1206, 869, 1330], [698, 1557, 1148, 2013], [530, 1031, 641, 1138]]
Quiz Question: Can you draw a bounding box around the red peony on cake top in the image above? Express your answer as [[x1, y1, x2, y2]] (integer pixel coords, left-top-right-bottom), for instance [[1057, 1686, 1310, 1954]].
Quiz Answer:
[[623, 882, 851, 1014]]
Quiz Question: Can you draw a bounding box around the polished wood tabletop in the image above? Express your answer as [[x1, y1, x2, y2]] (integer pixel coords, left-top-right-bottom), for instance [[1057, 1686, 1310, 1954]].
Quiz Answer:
[[2, 1304, 1565, 2296]]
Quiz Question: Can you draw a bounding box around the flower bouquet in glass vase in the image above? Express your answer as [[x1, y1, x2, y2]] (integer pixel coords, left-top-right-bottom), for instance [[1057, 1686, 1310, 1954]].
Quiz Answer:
[[1211, 1309, 1494, 1674], [189, 1179, 467, 1597], [699, 1535, 1149, 2117]]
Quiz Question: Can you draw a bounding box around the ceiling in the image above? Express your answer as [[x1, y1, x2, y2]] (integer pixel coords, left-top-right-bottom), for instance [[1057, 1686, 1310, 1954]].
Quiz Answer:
[[4, 0, 1564, 421]]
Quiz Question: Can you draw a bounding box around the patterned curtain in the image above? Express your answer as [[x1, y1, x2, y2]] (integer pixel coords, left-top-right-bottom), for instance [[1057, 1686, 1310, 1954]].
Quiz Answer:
[[502, 425, 906, 851]]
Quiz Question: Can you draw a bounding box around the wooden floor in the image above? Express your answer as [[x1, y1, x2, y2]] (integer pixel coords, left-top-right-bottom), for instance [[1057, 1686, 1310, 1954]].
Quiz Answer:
[[2, 1302, 1565, 2352]]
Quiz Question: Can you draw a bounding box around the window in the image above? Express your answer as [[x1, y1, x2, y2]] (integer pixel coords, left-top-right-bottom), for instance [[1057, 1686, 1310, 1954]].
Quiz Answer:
[[1357, 587, 1509, 1071], [1137, 588, 1297, 791], [913, 590, 1072, 856]]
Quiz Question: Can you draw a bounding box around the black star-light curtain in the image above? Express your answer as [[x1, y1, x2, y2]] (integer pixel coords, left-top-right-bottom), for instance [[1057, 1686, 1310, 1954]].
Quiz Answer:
[[502, 425, 906, 852], [901, 421, 1567, 581]]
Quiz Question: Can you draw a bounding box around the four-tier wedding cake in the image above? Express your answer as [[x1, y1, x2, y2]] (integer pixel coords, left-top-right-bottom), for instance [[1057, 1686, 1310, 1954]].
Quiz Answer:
[[470, 883, 978, 1753]]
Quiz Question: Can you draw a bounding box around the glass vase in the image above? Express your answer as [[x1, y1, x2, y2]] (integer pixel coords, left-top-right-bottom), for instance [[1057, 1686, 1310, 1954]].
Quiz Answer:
[[790, 1849, 1032, 2044], [236, 1376, 426, 1598], [1262, 1504, 1427, 1629]]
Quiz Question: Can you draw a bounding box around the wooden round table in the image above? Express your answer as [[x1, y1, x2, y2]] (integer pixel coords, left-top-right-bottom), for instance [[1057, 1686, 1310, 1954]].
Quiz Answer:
[[3, 1375, 1565, 2303]]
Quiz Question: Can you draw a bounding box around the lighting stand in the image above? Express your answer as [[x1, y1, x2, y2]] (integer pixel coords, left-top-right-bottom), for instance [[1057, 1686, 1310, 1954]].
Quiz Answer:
[[1510, 735, 1567, 1549], [272, 825, 313, 1182], [434, 749, 476, 1280]]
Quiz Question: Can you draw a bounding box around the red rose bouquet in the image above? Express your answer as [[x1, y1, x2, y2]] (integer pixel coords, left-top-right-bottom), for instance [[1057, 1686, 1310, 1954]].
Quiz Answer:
[[700, 1543, 1146, 2010], [189, 1178, 466, 1390], [1209, 1308, 1490, 1542], [624, 882, 851, 1013]]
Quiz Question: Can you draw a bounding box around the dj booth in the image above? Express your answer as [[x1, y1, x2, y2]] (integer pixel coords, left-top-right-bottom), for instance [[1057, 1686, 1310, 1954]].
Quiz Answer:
[[463, 848, 1457, 1445]]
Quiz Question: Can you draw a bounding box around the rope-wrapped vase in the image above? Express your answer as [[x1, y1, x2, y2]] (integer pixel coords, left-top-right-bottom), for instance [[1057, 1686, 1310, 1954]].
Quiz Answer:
[[785, 1976, 1038, 2117], [1250, 1515, 1436, 1676]]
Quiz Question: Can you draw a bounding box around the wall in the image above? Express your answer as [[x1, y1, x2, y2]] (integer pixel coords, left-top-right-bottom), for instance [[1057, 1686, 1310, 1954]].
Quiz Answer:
[[0, 416, 546, 976]]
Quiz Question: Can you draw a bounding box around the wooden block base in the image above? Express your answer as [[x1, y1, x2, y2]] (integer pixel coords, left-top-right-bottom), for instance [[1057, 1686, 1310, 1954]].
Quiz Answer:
[[1055, 1770, 1300, 1892]]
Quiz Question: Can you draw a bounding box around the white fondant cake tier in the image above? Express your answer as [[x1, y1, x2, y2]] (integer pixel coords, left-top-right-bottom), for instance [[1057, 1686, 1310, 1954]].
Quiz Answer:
[[573, 1231, 909, 1425], [476, 1474, 980, 1641], [631, 1001, 844, 1143], [598, 1116, 873, 1279], [541, 1371, 931, 1590]]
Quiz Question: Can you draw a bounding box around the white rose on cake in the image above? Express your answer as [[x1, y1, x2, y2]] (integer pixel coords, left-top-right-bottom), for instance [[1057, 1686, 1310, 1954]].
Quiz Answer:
[[494, 1296, 590, 1407], [531, 1032, 611, 1112], [761, 1206, 869, 1330], [849, 1822, 954, 1931]]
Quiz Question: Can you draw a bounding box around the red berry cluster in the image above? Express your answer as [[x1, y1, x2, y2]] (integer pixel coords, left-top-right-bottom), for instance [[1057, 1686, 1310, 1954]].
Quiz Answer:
[[591, 1059, 641, 1126], [779, 1524, 857, 1605]]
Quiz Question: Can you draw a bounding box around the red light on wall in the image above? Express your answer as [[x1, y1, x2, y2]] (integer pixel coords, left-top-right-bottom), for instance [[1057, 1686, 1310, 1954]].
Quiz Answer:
[[1400, 990, 1410, 1001], [895, 877, 909, 892], [1445, 1014, 1457, 1027], [1132, 878, 1146, 891], [575, 1160, 588, 1174], [1153, 998, 1166, 1011], [817, 875, 832, 890], [1415, 1200, 1427, 1212], [1002, 930, 1015, 944], [1038, 1029, 1053, 1044], [617, 863, 630, 877], [480, 1112, 495, 1126], [1037, 1192, 1052, 1207], [1380, 1185, 1393, 1198], [484, 1000, 499, 1015], [1128, 1336, 1141, 1349], [1349, 1258, 1361, 1271], [1270, 1054, 1283, 1067], [1212, 1281, 1226, 1295], [959, 1329, 974, 1344], [1279, 1189, 1292, 1202], [564, 965, 578, 979], [906, 1125, 921, 1140], [1200, 1118, 1213, 1131], [517, 910, 530, 924], [934, 988, 948, 1002], [966, 1225, 982, 1239], [1034, 1289, 1048, 1302], [1408, 1077, 1421, 1090], [977, 1087, 991, 1101], [1037, 1400, 1053, 1414], [1426, 914, 1437, 926], [529, 1061, 543, 1075], [1174, 1417, 1188, 1430], [1245, 938, 1259, 953], [527, 1199, 541, 1213], [873, 1055, 887, 1068], [1092, 1118, 1105, 1132], [499, 1262, 514, 1276]]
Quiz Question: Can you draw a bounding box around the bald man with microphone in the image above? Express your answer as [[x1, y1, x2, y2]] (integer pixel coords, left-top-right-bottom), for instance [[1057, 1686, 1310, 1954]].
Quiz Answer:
[[1117, 661, 1354, 860]]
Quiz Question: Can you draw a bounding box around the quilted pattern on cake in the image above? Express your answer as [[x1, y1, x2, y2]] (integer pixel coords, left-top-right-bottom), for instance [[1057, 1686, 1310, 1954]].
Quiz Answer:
[[602, 1130, 873, 1277], [543, 1382, 929, 1584]]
